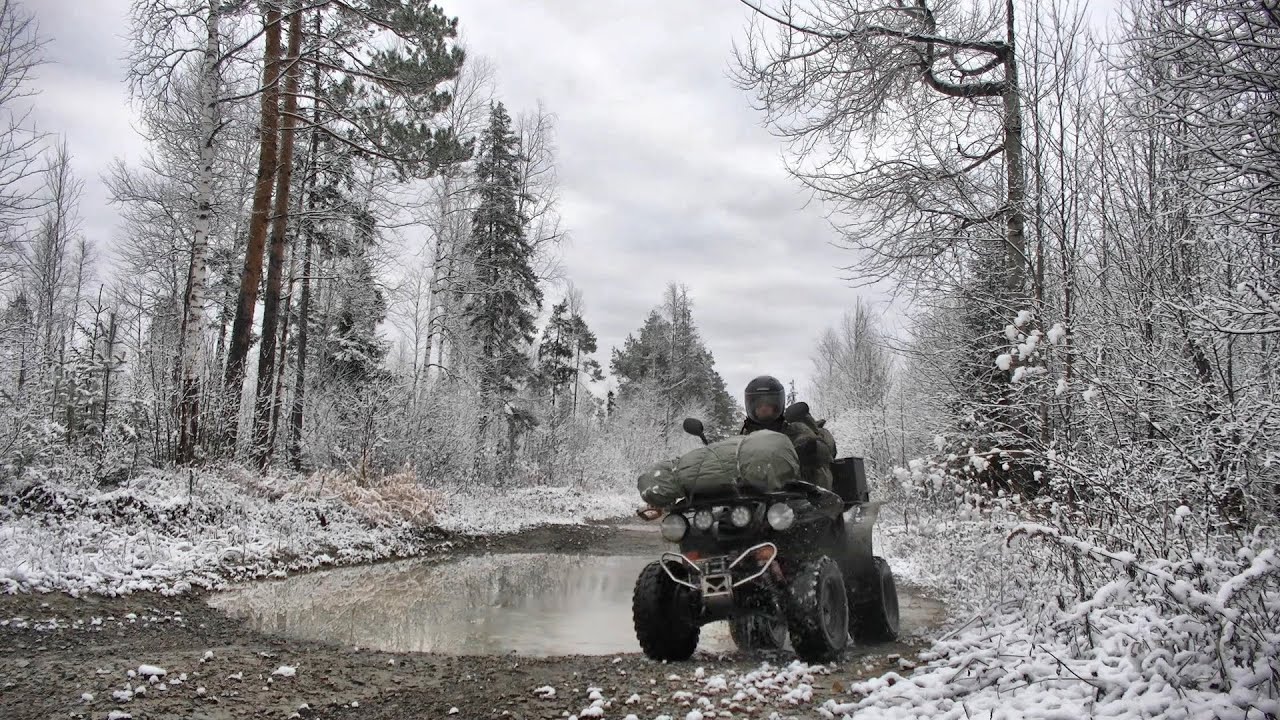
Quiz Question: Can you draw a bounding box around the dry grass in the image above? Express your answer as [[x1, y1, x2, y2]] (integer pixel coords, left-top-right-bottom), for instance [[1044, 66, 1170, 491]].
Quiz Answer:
[[290, 465, 442, 527]]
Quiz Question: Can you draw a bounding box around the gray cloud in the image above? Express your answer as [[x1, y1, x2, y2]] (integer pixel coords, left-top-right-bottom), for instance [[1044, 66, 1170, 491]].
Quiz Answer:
[[434, 1, 888, 399], [34, 0, 892, 412], [30, 0, 138, 272]]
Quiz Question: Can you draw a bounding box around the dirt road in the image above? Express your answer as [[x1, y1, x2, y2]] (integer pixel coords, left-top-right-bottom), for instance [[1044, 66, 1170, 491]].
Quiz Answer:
[[0, 522, 945, 720]]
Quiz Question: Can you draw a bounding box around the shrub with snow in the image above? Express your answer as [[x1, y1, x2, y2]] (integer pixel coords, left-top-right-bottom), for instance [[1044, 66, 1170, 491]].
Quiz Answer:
[[0, 464, 635, 595]]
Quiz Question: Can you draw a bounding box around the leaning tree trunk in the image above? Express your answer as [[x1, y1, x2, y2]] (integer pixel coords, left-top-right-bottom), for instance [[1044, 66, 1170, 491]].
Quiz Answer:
[[176, 7, 221, 465], [997, 0, 1035, 479], [222, 2, 283, 455], [252, 5, 303, 469], [1003, 0, 1028, 298]]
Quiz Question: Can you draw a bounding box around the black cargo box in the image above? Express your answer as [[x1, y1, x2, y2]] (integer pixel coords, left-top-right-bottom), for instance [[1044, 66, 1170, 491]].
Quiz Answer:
[[831, 457, 870, 504]]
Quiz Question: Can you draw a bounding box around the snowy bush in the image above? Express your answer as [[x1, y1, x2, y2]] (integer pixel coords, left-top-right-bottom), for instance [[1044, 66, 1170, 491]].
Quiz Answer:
[[0, 457, 643, 596], [862, 305, 1280, 717], [0, 466, 448, 595], [864, 490, 1279, 718], [1008, 524, 1279, 702]]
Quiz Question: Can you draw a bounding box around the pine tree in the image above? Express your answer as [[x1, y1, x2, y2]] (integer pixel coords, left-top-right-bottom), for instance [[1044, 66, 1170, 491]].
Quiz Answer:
[[536, 300, 575, 414], [251, 5, 304, 469], [222, 2, 284, 450], [465, 101, 542, 469], [324, 250, 389, 386], [2, 290, 34, 394], [610, 285, 736, 436], [566, 310, 604, 414], [221, 0, 466, 461], [536, 298, 604, 417], [275, 0, 466, 469]]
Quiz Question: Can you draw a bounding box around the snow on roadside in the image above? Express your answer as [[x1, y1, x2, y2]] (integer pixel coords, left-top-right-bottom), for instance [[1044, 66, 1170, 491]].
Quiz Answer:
[[875, 513, 1017, 618], [854, 509, 1279, 720], [0, 468, 635, 597], [11, 465, 1272, 719], [821, 597, 1277, 720]]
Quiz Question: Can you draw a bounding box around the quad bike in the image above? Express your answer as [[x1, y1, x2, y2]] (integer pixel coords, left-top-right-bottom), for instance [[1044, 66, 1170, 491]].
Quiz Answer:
[[632, 418, 900, 663]]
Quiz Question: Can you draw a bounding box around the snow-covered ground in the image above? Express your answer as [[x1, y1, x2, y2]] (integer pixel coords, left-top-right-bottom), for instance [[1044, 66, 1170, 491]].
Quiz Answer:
[[3, 468, 1276, 719], [0, 468, 636, 596]]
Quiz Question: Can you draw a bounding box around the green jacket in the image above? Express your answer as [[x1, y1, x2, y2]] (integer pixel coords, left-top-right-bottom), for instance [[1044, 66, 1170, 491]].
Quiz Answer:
[[741, 414, 835, 490]]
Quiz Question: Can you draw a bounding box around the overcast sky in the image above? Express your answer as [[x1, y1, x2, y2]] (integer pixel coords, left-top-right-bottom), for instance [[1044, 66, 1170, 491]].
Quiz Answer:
[[32, 0, 903, 411]]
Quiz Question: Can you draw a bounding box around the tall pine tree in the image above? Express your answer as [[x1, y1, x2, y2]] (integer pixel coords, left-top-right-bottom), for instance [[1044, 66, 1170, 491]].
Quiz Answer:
[[465, 102, 542, 470]]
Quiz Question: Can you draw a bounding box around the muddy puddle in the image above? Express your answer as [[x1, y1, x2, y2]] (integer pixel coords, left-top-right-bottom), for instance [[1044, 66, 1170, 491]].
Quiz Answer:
[[210, 552, 945, 657]]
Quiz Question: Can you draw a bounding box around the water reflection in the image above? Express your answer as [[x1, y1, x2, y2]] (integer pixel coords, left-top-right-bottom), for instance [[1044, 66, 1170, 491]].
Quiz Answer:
[[209, 553, 942, 657], [209, 553, 734, 656]]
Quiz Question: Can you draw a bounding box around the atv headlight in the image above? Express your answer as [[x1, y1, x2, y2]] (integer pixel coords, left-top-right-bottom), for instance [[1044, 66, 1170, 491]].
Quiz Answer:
[[766, 502, 795, 531], [692, 509, 715, 532], [660, 513, 688, 542], [729, 505, 752, 528]]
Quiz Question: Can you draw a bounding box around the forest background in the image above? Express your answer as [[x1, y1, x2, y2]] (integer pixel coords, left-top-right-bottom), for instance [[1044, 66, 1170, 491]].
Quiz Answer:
[[0, 0, 1277, 711]]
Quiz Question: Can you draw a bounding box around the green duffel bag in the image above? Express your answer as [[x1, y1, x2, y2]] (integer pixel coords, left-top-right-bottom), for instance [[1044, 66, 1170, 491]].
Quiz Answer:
[[672, 430, 800, 499], [637, 458, 683, 508]]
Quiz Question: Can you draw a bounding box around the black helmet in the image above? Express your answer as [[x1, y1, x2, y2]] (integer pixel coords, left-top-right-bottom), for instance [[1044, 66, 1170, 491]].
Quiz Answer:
[[744, 375, 785, 423]]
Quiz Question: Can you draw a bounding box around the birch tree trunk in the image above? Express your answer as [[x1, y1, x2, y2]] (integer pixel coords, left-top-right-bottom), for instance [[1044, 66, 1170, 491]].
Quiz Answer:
[[176, 7, 221, 466]]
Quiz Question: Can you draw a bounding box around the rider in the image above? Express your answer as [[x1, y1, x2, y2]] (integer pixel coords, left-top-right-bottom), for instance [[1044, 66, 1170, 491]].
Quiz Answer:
[[741, 375, 836, 490]]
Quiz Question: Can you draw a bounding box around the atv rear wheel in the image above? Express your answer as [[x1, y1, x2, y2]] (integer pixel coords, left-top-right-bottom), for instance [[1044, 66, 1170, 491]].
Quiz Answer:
[[851, 556, 899, 643], [785, 555, 849, 663], [633, 561, 699, 661], [729, 613, 787, 651]]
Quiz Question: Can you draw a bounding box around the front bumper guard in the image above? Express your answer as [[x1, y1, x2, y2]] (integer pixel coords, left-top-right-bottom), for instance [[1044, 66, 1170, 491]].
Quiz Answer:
[[658, 542, 778, 593]]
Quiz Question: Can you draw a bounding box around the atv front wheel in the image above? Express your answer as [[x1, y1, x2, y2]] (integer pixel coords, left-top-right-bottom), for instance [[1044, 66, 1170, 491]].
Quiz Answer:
[[851, 556, 900, 643], [633, 561, 699, 661], [729, 613, 787, 651], [785, 555, 849, 662]]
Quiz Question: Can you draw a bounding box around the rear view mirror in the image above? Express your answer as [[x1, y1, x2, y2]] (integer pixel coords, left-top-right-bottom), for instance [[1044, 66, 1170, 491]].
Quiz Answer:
[[682, 418, 705, 437]]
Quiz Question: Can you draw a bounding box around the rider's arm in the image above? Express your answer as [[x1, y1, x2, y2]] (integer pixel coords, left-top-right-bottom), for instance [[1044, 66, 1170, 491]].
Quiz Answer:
[[815, 426, 836, 465], [787, 421, 835, 467]]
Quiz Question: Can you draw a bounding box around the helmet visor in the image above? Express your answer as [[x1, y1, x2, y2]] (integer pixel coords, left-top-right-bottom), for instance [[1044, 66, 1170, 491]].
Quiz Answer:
[[745, 390, 784, 422]]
